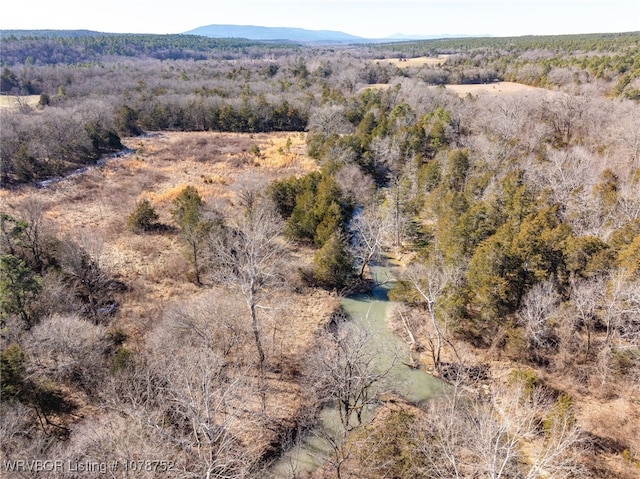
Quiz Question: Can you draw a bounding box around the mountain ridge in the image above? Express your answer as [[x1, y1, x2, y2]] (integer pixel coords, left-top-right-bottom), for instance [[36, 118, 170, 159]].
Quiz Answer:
[[183, 24, 366, 43], [184, 24, 493, 43]]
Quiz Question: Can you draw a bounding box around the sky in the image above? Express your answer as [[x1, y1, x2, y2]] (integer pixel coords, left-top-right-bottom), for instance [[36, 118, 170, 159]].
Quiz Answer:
[[1, 0, 638, 39]]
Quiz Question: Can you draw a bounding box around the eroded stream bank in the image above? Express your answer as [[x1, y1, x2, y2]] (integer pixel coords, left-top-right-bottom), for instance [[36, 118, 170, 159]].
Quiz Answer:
[[270, 261, 443, 478]]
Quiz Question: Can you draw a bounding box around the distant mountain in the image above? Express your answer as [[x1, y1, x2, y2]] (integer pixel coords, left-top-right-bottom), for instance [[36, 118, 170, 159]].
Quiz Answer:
[[184, 24, 366, 43]]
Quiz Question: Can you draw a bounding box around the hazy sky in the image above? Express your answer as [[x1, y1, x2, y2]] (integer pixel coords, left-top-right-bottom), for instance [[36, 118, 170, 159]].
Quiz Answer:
[[1, 0, 638, 38]]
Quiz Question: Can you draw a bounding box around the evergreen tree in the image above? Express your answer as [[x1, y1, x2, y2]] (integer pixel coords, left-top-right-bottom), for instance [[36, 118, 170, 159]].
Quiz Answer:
[[284, 172, 352, 246], [172, 186, 214, 285], [0, 344, 26, 400], [172, 185, 204, 228], [126, 199, 159, 233], [313, 232, 355, 288], [0, 254, 42, 328]]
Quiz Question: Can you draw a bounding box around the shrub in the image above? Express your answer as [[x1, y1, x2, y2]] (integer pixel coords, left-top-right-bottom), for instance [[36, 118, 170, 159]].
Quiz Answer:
[[0, 344, 26, 400], [126, 199, 159, 233], [0, 254, 42, 328], [509, 367, 541, 396]]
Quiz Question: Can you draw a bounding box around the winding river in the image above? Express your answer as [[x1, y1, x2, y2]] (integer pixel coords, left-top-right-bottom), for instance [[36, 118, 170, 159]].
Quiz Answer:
[[270, 261, 444, 477]]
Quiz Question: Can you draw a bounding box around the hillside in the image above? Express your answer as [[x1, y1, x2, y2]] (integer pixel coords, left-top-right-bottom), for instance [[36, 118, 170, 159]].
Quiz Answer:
[[184, 24, 366, 43]]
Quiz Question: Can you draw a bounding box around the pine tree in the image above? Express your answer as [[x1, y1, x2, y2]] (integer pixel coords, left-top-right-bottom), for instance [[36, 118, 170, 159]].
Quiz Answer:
[[313, 232, 354, 288], [0, 254, 42, 328], [172, 186, 212, 285], [126, 199, 159, 233]]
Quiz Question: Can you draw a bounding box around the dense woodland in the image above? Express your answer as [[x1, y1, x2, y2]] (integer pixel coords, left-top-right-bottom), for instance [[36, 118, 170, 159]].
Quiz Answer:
[[1, 31, 640, 478]]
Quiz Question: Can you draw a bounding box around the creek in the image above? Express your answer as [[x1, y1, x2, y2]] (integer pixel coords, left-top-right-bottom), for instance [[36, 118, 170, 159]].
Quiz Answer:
[[269, 260, 444, 478], [35, 148, 134, 188]]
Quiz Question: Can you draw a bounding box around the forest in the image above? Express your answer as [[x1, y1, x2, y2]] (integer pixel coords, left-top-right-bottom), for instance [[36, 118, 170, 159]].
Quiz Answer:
[[1, 30, 640, 478]]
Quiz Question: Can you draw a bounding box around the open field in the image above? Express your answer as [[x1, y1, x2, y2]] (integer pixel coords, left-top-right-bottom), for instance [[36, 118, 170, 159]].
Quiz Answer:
[[0, 132, 341, 463], [1, 130, 324, 339], [365, 81, 553, 97], [383, 55, 451, 68], [431, 81, 554, 97], [0, 94, 40, 109]]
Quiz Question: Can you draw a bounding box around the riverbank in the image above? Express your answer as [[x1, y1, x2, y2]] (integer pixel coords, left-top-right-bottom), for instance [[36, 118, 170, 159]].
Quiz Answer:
[[269, 255, 444, 477], [382, 253, 640, 479]]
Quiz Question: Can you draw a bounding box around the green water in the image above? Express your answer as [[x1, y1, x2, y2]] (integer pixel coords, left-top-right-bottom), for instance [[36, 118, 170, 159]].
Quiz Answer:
[[270, 264, 443, 477]]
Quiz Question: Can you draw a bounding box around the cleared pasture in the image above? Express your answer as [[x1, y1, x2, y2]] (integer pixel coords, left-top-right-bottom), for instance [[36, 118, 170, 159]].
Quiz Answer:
[[0, 94, 41, 109], [364, 81, 554, 98], [430, 81, 554, 97], [384, 55, 451, 68]]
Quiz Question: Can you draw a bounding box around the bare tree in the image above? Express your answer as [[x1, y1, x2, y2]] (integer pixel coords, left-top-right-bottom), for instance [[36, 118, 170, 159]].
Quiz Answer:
[[161, 290, 249, 360], [526, 145, 606, 235], [348, 206, 388, 280], [541, 93, 589, 145], [517, 280, 560, 351], [403, 256, 460, 373], [569, 277, 605, 358], [109, 340, 257, 478], [414, 383, 583, 479], [0, 402, 49, 465], [322, 141, 358, 168], [382, 179, 412, 249], [612, 103, 640, 169], [208, 182, 286, 404], [543, 147, 598, 207], [603, 269, 640, 345], [334, 164, 377, 208], [617, 175, 640, 223], [59, 235, 116, 322], [307, 105, 352, 140], [160, 351, 254, 478], [28, 314, 107, 396], [370, 135, 403, 183], [58, 411, 183, 479], [14, 197, 54, 272]]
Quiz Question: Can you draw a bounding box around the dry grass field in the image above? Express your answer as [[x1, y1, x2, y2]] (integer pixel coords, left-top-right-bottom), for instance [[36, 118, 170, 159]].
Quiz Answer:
[[1, 129, 328, 345], [384, 55, 451, 68], [0, 94, 41, 109], [365, 81, 553, 98], [1, 131, 341, 459], [430, 81, 555, 97]]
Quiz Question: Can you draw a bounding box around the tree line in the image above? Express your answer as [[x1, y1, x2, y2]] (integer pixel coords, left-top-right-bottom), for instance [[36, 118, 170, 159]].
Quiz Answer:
[[2, 32, 638, 186], [0, 33, 296, 65]]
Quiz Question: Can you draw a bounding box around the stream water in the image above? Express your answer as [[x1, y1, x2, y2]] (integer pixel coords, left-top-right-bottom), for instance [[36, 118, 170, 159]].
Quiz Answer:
[[269, 262, 444, 478], [35, 148, 135, 188]]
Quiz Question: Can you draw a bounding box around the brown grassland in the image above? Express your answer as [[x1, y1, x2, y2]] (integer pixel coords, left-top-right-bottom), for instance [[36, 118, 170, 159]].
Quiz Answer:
[[431, 81, 555, 97], [384, 55, 451, 68], [2, 130, 322, 318], [0, 94, 41, 109], [368, 80, 551, 97], [1, 132, 338, 456]]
